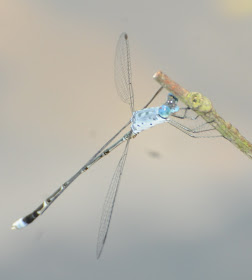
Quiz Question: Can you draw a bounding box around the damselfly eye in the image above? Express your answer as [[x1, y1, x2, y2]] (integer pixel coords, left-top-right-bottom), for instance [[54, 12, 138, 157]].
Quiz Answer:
[[158, 105, 171, 118]]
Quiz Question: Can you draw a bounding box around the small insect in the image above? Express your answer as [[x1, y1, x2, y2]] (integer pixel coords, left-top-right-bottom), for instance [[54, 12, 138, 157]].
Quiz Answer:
[[12, 33, 218, 258]]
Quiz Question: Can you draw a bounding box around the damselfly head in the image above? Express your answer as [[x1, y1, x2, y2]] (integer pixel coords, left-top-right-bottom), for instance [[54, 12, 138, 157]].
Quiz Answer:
[[158, 94, 179, 118], [167, 93, 178, 108]]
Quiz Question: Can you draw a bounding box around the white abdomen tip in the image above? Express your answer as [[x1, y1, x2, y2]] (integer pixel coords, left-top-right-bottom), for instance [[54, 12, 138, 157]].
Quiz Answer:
[[11, 218, 28, 230]]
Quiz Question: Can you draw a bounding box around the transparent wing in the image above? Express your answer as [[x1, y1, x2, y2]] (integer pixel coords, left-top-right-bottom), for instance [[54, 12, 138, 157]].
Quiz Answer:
[[169, 106, 222, 138], [96, 133, 131, 258], [114, 32, 134, 113]]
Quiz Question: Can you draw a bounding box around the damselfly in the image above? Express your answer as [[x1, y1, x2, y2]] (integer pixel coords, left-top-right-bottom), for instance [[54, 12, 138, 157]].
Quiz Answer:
[[12, 33, 219, 258]]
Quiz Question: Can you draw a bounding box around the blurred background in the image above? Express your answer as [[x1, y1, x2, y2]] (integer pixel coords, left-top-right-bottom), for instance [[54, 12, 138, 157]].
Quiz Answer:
[[1, 0, 252, 279]]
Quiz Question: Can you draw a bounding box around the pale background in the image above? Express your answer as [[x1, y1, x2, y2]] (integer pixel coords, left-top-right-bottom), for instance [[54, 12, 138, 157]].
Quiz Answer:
[[1, 1, 252, 279]]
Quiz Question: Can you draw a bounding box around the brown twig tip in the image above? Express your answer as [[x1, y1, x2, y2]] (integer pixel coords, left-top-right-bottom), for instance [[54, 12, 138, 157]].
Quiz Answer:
[[153, 71, 189, 100]]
